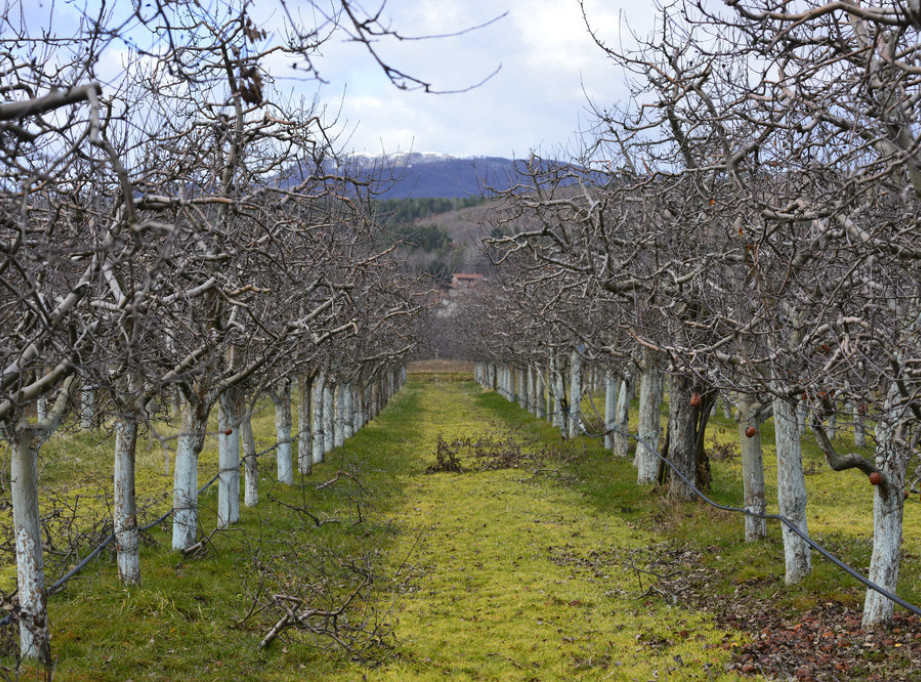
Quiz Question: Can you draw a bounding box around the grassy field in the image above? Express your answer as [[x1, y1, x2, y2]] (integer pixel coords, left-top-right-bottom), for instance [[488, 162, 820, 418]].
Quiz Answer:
[[0, 364, 918, 680]]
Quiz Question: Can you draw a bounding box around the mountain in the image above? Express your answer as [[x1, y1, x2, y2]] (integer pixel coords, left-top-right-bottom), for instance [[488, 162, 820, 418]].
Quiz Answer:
[[333, 153, 576, 199]]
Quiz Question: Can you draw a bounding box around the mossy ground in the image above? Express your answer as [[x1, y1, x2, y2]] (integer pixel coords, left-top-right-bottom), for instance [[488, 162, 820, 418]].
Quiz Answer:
[[1, 365, 917, 680]]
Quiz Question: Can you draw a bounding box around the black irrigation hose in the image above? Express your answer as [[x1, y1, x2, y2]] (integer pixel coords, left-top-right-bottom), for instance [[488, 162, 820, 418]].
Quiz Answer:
[[572, 415, 921, 618]]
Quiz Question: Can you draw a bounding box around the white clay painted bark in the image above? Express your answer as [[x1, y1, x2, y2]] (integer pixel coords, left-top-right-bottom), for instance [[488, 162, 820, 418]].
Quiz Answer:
[[11, 426, 49, 660], [312, 372, 325, 465], [772, 395, 811, 584], [334, 383, 345, 448], [862, 384, 910, 630], [636, 350, 664, 484], [667, 374, 697, 500], [604, 370, 617, 451], [535, 365, 546, 419], [854, 406, 867, 448], [735, 396, 767, 541], [343, 382, 354, 440], [241, 412, 258, 507], [297, 375, 312, 475], [172, 396, 207, 550], [568, 350, 582, 439], [217, 390, 242, 528], [80, 384, 94, 429], [551, 351, 566, 434], [612, 371, 634, 458], [114, 417, 141, 585], [273, 381, 294, 485], [517, 368, 527, 410], [323, 381, 335, 454], [352, 385, 362, 431]]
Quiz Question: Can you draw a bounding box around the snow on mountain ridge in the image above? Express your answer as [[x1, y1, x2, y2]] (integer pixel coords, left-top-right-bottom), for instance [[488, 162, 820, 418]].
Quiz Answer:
[[343, 151, 459, 168]]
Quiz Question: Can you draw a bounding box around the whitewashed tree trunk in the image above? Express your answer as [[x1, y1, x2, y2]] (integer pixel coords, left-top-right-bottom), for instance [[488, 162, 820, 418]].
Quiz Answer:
[[534, 365, 546, 419], [772, 395, 811, 584], [343, 382, 354, 440], [854, 405, 867, 448], [114, 417, 140, 585], [825, 407, 837, 441], [636, 350, 664, 483], [273, 381, 294, 485], [667, 374, 697, 500], [311, 372, 325, 466], [613, 371, 634, 458], [550, 351, 565, 434], [352, 385, 361, 431], [735, 396, 767, 541], [568, 349, 582, 439], [526, 365, 535, 415], [517, 368, 527, 410], [796, 397, 808, 437], [604, 370, 618, 451], [217, 389, 242, 528], [297, 375, 312, 475], [323, 381, 335, 454], [10, 426, 49, 661], [334, 383, 345, 448], [80, 384, 94, 429], [4, 379, 73, 660], [241, 411, 258, 507], [172, 396, 208, 550], [35, 396, 47, 423], [862, 384, 911, 630]]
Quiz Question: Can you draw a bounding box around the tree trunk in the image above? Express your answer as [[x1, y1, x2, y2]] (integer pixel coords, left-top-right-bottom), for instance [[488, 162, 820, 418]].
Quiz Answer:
[[636, 350, 665, 484], [323, 381, 335, 454], [568, 349, 582, 439], [534, 365, 546, 419], [343, 382, 354, 440], [297, 375, 312, 475], [604, 370, 618, 451], [551, 351, 566, 435], [667, 374, 697, 500], [825, 407, 837, 440], [241, 411, 258, 507], [796, 397, 808, 437], [854, 405, 867, 448], [114, 417, 141, 585], [334, 382, 345, 448], [735, 396, 767, 541], [10, 426, 49, 661], [517, 368, 527, 410], [772, 395, 811, 584], [862, 385, 910, 630], [217, 389, 242, 528], [353, 384, 364, 431], [273, 381, 293, 485], [312, 373, 325, 466], [613, 371, 634, 458], [172, 396, 208, 550], [80, 384, 94, 429]]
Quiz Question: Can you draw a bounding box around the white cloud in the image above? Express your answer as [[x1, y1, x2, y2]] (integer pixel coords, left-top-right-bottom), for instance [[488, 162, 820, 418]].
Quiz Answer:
[[307, 0, 660, 159]]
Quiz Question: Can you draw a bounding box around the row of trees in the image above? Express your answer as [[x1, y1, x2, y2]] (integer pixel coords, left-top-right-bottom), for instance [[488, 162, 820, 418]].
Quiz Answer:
[[0, 0, 436, 662], [447, 0, 921, 632]]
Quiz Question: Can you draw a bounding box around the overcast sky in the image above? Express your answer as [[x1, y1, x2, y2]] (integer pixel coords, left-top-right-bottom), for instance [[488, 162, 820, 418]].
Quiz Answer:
[[307, 1, 659, 161], [21, 0, 659, 162]]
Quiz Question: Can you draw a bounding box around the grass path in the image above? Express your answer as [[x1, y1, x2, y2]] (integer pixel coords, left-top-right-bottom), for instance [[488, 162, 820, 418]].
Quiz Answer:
[[321, 379, 742, 681], [31, 376, 751, 681]]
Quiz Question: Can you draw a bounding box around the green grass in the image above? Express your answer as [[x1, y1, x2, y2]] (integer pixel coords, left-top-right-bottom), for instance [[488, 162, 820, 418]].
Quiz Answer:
[[1, 373, 914, 680]]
